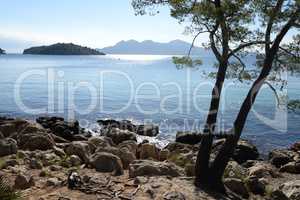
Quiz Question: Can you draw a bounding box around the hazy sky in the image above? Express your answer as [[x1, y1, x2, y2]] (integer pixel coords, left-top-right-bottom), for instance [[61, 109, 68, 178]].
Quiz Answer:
[[0, 0, 198, 53], [0, 0, 297, 53]]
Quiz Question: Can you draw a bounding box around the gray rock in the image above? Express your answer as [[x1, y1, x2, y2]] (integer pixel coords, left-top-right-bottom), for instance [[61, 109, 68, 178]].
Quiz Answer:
[[129, 160, 183, 178], [280, 162, 300, 174], [46, 177, 61, 187], [136, 124, 159, 136], [29, 158, 43, 169], [163, 191, 186, 200], [65, 141, 91, 164], [224, 178, 249, 198], [18, 133, 55, 151], [105, 128, 136, 144], [245, 176, 265, 195], [139, 143, 159, 160], [269, 149, 295, 168], [0, 138, 18, 156], [280, 180, 300, 200], [14, 174, 35, 190], [270, 189, 289, 200], [89, 152, 123, 175], [69, 155, 82, 166]]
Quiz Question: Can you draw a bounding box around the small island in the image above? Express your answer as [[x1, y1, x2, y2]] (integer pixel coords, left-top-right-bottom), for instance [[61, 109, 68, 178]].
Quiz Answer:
[[0, 48, 5, 54], [23, 43, 105, 55]]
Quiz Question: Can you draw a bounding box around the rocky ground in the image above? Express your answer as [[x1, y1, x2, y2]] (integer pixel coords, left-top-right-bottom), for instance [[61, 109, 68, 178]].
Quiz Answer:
[[0, 116, 300, 200]]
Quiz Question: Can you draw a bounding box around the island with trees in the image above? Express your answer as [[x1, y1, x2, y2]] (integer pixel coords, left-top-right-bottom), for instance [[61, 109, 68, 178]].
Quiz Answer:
[[0, 48, 5, 54], [23, 43, 105, 55]]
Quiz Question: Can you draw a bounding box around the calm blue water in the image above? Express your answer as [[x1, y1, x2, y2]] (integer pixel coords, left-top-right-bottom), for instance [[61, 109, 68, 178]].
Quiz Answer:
[[0, 54, 299, 152]]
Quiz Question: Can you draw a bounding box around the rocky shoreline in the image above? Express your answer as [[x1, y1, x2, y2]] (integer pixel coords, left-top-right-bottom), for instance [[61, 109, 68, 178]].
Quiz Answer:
[[0, 116, 299, 199]]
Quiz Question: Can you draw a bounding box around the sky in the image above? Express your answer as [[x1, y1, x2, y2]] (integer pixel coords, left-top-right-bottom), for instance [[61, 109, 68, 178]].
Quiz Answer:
[[0, 0, 297, 53], [0, 0, 197, 53]]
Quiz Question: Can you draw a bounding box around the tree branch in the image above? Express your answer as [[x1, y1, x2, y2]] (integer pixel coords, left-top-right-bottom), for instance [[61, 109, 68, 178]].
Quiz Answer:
[[264, 81, 280, 107], [229, 41, 266, 57], [188, 30, 209, 57]]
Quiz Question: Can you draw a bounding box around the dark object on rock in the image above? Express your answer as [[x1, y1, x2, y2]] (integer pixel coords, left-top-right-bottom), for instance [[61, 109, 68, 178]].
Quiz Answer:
[[67, 172, 82, 190], [290, 141, 300, 152], [175, 131, 203, 145], [270, 189, 289, 200], [136, 124, 159, 136], [23, 43, 105, 55]]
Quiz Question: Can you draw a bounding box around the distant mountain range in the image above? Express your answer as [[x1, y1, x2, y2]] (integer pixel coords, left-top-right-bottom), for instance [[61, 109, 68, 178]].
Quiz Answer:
[[98, 40, 210, 55]]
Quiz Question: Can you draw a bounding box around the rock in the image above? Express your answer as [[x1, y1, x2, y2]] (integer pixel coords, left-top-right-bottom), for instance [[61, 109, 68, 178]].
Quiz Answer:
[[233, 140, 259, 164], [105, 128, 136, 144], [280, 180, 300, 200], [159, 149, 170, 161], [40, 152, 60, 166], [65, 141, 92, 164], [163, 191, 186, 200], [280, 162, 300, 174], [165, 142, 195, 154], [29, 158, 43, 169], [290, 141, 300, 152], [69, 155, 82, 167], [184, 163, 195, 177], [14, 174, 35, 190], [0, 138, 18, 156], [175, 131, 202, 145], [18, 133, 55, 151], [139, 143, 159, 160], [269, 149, 295, 168], [224, 178, 249, 198], [46, 177, 61, 187], [270, 189, 289, 200], [245, 176, 265, 195], [53, 146, 66, 157], [118, 147, 136, 169], [2, 159, 19, 169], [89, 152, 123, 175], [0, 123, 17, 137], [118, 140, 138, 154], [136, 124, 159, 136], [129, 160, 183, 178], [224, 161, 247, 179], [49, 165, 62, 171], [88, 136, 112, 150], [248, 162, 278, 178]]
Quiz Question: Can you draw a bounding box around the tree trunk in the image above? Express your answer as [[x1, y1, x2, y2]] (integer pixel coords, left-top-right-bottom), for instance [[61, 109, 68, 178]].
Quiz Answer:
[[195, 62, 227, 188], [207, 17, 295, 186]]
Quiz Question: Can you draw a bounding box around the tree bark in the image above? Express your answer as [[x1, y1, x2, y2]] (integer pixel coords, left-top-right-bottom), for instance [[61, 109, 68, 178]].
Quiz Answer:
[[195, 61, 227, 188]]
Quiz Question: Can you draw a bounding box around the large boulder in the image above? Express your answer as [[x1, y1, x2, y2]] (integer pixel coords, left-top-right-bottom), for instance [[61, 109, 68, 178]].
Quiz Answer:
[[213, 139, 259, 164], [245, 176, 266, 195], [129, 160, 183, 178], [175, 131, 202, 145], [290, 141, 300, 152], [14, 174, 35, 190], [64, 141, 92, 164], [233, 140, 259, 164], [280, 162, 300, 174], [105, 128, 136, 144], [89, 152, 123, 175], [0, 138, 18, 157], [224, 178, 249, 198], [280, 180, 300, 200], [269, 149, 295, 168], [136, 124, 159, 136], [224, 161, 247, 180], [88, 136, 113, 150], [248, 162, 279, 178], [139, 143, 159, 160], [18, 133, 55, 151]]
